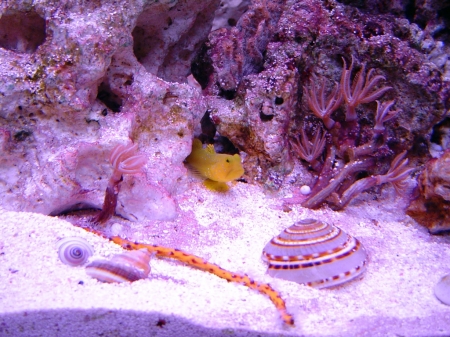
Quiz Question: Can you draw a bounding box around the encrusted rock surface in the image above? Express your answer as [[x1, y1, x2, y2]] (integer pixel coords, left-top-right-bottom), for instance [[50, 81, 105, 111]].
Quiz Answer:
[[0, 0, 218, 220], [407, 149, 450, 234], [194, 0, 450, 189], [0, 0, 449, 222]]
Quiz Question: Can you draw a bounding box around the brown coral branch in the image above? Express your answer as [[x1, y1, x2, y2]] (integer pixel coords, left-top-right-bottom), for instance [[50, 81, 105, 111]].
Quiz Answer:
[[327, 151, 413, 209], [329, 176, 379, 209], [302, 155, 374, 209]]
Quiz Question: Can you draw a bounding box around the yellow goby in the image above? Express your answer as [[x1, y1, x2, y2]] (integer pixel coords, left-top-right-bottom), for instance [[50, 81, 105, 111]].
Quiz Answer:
[[185, 139, 244, 191]]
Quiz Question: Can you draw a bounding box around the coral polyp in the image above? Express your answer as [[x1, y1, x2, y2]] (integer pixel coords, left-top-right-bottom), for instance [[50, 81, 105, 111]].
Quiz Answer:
[[93, 143, 147, 224], [289, 56, 411, 210]]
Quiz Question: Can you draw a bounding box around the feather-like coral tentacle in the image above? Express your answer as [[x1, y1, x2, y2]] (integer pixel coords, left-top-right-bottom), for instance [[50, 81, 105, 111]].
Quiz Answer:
[[304, 75, 341, 129], [110, 143, 146, 175], [340, 56, 392, 121]]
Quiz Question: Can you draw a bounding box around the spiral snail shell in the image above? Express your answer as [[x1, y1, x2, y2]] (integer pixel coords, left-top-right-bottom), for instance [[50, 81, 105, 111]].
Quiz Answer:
[[57, 237, 94, 267], [85, 249, 152, 283], [262, 218, 367, 289]]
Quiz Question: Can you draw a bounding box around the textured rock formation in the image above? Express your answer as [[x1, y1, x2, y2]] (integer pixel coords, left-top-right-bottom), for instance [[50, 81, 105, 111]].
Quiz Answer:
[[195, 0, 449, 191], [407, 150, 450, 233], [1, 0, 449, 221], [0, 0, 219, 220]]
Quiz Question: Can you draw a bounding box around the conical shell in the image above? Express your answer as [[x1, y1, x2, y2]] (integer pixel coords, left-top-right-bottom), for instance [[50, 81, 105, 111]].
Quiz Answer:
[[262, 218, 367, 288], [86, 249, 151, 283]]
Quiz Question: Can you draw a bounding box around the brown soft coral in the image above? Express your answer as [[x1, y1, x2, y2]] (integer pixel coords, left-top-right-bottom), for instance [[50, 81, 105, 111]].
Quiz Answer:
[[340, 56, 392, 122], [291, 56, 408, 210]]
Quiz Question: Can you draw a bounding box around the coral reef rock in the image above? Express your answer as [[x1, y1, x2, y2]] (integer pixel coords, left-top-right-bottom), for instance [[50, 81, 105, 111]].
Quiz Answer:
[[195, 0, 449, 190], [0, 0, 219, 221], [407, 150, 450, 234], [1, 0, 449, 221]]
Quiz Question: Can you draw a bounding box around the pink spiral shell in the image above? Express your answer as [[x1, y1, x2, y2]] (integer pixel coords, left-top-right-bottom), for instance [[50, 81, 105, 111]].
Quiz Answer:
[[262, 218, 367, 288], [85, 249, 152, 283]]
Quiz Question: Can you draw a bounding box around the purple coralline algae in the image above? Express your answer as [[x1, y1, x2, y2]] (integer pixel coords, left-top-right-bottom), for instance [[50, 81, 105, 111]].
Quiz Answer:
[[197, 0, 449, 201], [0, 0, 449, 220]]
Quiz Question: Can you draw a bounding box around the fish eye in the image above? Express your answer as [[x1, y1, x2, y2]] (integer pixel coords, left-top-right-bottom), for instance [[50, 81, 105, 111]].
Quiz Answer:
[[226, 159, 230, 163]]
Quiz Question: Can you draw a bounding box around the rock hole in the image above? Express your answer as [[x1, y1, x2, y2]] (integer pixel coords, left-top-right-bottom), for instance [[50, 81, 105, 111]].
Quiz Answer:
[[435, 7, 450, 39], [214, 136, 240, 155], [227, 18, 237, 27], [132, 24, 158, 70], [132, 2, 219, 83], [48, 202, 100, 217], [260, 110, 274, 121], [274, 97, 284, 105], [13, 130, 32, 142], [0, 9, 46, 54], [260, 102, 275, 121], [194, 111, 240, 155], [211, 0, 250, 31], [198, 110, 217, 144], [404, 0, 416, 24], [191, 43, 214, 89], [430, 117, 450, 151], [411, 134, 429, 158], [177, 129, 185, 138], [97, 81, 123, 113], [218, 88, 237, 100], [362, 21, 384, 38]]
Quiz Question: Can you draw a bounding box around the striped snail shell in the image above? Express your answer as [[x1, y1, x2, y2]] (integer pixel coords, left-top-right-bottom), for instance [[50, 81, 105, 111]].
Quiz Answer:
[[85, 249, 151, 283], [262, 218, 367, 289], [57, 237, 94, 267]]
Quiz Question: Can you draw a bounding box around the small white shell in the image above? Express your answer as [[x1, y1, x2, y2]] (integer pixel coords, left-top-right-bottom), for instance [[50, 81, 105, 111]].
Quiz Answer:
[[85, 249, 151, 283], [262, 218, 367, 288], [434, 274, 450, 305], [57, 237, 94, 267], [300, 185, 311, 195]]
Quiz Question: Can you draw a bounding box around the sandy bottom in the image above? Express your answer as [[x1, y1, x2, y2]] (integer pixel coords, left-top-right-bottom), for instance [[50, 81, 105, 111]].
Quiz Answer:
[[1, 181, 450, 337]]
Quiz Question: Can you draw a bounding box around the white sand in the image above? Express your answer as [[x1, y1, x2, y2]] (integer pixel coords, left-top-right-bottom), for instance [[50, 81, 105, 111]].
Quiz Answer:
[[1, 182, 450, 337]]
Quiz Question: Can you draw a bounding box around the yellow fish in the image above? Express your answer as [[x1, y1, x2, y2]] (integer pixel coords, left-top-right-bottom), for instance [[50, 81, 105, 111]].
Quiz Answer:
[[185, 139, 244, 192]]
